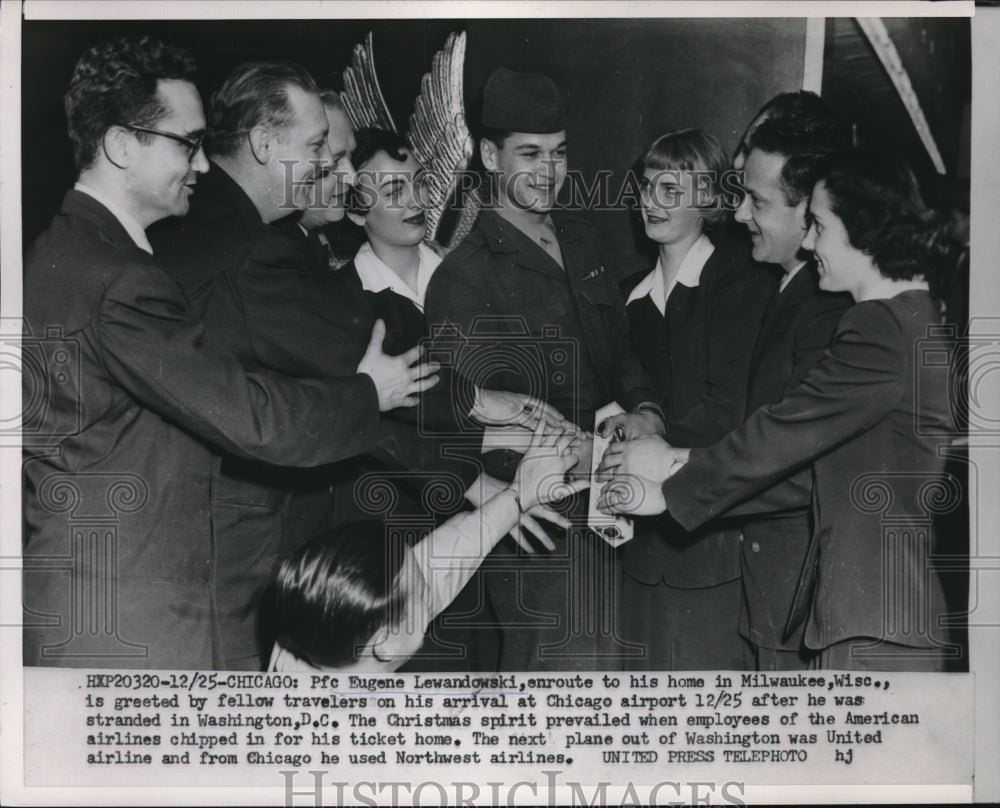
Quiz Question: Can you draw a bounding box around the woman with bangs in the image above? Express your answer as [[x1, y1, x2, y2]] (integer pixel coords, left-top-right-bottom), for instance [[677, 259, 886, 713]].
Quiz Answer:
[[617, 129, 773, 670]]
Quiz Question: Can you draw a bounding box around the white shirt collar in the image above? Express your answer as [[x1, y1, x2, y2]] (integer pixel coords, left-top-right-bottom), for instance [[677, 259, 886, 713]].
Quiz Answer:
[[353, 242, 441, 312], [779, 260, 807, 293], [74, 182, 154, 255], [626, 233, 715, 315]]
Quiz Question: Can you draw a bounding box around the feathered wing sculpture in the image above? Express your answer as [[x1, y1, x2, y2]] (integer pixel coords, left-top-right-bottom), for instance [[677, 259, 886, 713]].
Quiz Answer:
[[340, 32, 397, 133], [340, 31, 481, 253]]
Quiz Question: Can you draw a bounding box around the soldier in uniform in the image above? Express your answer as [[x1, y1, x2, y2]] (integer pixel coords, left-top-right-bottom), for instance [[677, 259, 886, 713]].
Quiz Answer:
[[425, 68, 665, 671]]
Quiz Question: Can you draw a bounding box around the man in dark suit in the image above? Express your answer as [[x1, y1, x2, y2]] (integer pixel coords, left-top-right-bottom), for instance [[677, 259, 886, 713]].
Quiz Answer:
[[150, 63, 552, 670], [730, 107, 851, 669], [147, 62, 447, 670], [425, 68, 666, 670], [22, 36, 436, 670]]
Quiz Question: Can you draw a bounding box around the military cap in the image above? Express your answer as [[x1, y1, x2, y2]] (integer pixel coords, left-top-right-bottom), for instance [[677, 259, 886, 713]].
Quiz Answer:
[[481, 67, 566, 134]]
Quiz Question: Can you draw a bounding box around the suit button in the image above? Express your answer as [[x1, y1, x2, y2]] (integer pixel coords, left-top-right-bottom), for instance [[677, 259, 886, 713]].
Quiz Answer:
[[751, 541, 760, 553], [738, 533, 744, 543]]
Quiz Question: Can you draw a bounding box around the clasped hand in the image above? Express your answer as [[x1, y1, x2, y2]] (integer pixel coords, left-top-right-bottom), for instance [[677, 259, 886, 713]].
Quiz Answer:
[[594, 435, 689, 516]]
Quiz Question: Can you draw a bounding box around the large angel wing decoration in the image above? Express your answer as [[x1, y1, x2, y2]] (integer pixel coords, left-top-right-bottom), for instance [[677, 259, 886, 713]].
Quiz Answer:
[[406, 32, 479, 250], [340, 31, 481, 253], [340, 32, 397, 133]]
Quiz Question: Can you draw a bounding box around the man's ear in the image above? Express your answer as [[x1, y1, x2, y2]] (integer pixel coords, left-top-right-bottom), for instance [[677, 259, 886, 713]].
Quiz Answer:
[[794, 196, 810, 232], [347, 210, 366, 228], [480, 138, 499, 172], [369, 626, 394, 662], [248, 125, 272, 165], [102, 126, 132, 169]]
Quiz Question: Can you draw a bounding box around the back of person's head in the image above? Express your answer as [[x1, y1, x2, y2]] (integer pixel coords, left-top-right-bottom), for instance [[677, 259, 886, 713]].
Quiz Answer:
[[642, 128, 730, 229], [65, 34, 197, 173], [816, 148, 955, 294], [207, 61, 319, 158], [754, 90, 832, 131], [748, 100, 850, 206], [347, 127, 413, 216], [274, 521, 405, 669]]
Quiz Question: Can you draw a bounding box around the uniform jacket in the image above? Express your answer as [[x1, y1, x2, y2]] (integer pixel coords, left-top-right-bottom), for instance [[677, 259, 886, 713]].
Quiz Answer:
[[424, 209, 661, 433], [619, 235, 774, 588], [662, 291, 954, 650], [22, 190, 381, 669]]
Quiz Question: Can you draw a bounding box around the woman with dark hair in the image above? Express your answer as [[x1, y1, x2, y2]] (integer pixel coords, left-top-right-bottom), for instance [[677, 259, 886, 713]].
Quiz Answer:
[[616, 129, 773, 670], [600, 148, 958, 671]]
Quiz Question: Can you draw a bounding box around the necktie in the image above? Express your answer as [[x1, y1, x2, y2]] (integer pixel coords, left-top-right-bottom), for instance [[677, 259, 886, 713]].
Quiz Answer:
[[539, 220, 564, 269]]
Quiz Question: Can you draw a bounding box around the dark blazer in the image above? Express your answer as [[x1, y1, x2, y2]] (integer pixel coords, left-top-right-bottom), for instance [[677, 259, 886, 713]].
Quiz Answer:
[[148, 165, 398, 665], [736, 263, 850, 649], [425, 209, 661, 432], [22, 190, 382, 669], [662, 291, 954, 650], [619, 236, 774, 588]]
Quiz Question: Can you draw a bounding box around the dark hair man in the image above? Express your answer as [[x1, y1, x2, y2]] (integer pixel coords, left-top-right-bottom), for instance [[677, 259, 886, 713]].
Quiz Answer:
[[22, 36, 431, 670], [424, 67, 666, 671]]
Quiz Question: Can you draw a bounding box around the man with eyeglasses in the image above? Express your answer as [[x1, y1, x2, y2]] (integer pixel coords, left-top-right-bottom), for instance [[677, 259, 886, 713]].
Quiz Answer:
[[22, 35, 438, 670]]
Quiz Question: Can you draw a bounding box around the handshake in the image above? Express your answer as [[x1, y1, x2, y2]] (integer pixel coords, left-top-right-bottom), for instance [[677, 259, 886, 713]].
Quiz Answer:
[[593, 416, 691, 516]]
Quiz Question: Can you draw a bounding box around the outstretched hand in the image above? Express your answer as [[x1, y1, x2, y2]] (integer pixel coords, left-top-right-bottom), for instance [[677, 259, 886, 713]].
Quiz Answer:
[[357, 320, 440, 411], [513, 420, 590, 514], [471, 388, 573, 432]]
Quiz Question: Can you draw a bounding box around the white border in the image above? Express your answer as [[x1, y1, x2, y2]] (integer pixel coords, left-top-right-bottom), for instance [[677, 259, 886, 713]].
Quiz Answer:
[[2, 2, 996, 805]]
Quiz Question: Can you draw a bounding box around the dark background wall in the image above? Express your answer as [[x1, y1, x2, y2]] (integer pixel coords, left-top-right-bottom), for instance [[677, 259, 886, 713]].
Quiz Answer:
[[21, 17, 970, 275], [21, 17, 808, 276]]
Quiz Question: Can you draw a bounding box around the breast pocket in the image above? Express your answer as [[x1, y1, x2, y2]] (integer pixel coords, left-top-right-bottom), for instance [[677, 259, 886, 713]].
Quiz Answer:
[[578, 270, 616, 308]]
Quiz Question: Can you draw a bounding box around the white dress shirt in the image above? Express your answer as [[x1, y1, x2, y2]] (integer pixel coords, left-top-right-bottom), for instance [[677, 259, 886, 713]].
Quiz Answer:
[[779, 260, 807, 293], [352, 242, 442, 313], [625, 233, 715, 315]]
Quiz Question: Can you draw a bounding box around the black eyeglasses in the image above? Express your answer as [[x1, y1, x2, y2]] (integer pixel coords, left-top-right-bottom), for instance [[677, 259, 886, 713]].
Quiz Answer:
[[123, 124, 205, 161]]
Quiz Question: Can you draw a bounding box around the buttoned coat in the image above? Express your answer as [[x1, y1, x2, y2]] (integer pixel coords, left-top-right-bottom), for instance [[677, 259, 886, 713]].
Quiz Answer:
[[149, 165, 400, 666], [619, 235, 773, 590], [424, 208, 660, 670], [23, 190, 381, 669], [662, 291, 954, 651]]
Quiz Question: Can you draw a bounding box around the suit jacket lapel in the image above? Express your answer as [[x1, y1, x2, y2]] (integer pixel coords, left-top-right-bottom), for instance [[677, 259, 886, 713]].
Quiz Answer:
[[747, 261, 816, 380]]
